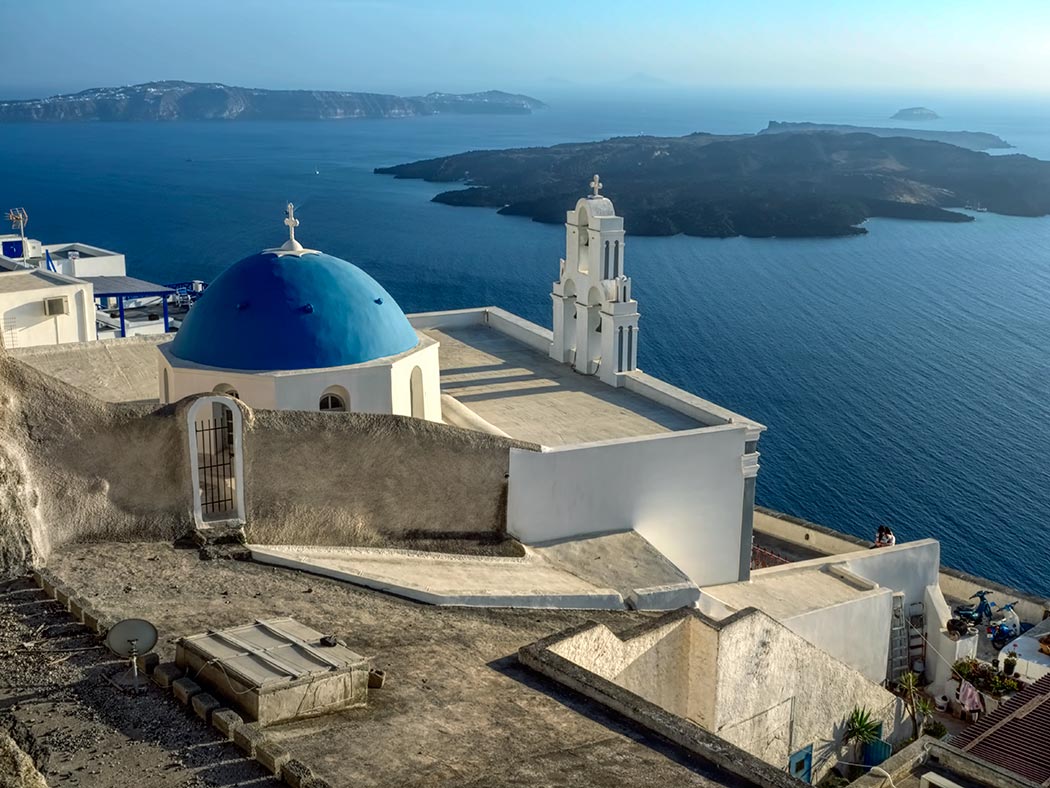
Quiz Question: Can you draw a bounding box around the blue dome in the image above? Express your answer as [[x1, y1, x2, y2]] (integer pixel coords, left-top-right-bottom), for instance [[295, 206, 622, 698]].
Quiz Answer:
[[170, 251, 418, 371]]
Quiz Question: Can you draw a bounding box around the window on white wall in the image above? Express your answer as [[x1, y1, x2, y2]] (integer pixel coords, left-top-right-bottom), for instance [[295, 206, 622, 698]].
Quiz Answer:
[[319, 393, 346, 412]]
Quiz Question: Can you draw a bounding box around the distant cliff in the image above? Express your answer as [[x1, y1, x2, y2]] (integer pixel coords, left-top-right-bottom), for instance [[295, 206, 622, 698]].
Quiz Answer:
[[892, 107, 939, 120], [0, 81, 548, 122], [761, 121, 1011, 151], [376, 131, 1050, 239]]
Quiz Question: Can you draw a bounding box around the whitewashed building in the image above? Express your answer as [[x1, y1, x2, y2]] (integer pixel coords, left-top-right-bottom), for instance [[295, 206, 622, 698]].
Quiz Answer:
[[1, 211, 175, 346]]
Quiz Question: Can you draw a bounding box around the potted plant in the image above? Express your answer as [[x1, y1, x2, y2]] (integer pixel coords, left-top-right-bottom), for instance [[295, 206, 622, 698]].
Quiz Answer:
[[844, 706, 882, 747], [842, 706, 882, 777], [1003, 650, 1018, 676]]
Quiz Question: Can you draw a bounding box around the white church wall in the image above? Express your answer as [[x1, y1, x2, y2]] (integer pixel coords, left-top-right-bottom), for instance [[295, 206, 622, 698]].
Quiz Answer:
[[160, 358, 278, 408], [273, 365, 391, 414], [507, 423, 750, 587], [390, 341, 441, 420]]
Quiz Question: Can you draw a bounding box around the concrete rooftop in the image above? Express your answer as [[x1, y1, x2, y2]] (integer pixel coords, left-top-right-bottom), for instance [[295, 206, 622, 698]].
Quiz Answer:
[[702, 565, 876, 619], [10, 333, 168, 403], [44, 542, 757, 788], [424, 324, 700, 446], [0, 269, 68, 292]]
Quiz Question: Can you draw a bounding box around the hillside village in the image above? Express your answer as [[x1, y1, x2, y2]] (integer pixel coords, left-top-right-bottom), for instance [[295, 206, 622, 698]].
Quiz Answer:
[[0, 186, 1048, 788]]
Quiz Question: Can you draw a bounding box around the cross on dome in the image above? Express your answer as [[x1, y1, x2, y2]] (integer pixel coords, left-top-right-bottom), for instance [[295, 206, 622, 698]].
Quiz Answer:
[[590, 174, 603, 198], [281, 203, 304, 252]]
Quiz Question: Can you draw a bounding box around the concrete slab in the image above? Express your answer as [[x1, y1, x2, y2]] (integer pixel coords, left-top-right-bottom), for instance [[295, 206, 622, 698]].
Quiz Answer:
[[423, 324, 700, 446], [249, 545, 625, 609], [10, 334, 169, 404]]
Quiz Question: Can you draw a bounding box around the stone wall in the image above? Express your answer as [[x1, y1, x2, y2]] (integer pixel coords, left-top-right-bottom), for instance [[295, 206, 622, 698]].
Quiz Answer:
[[713, 610, 907, 783], [526, 607, 907, 786], [0, 352, 533, 575], [547, 617, 693, 718], [242, 409, 532, 546], [0, 353, 192, 576]]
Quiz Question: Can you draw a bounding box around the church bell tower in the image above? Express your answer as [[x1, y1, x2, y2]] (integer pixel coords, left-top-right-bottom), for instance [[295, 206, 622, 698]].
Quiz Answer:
[[550, 175, 640, 387]]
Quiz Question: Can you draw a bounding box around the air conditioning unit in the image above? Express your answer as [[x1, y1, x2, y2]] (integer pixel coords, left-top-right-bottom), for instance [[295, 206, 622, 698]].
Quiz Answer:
[[43, 296, 69, 316]]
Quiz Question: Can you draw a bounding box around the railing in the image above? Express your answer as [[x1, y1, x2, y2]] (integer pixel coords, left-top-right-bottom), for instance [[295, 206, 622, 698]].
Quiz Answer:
[[751, 543, 790, 570]]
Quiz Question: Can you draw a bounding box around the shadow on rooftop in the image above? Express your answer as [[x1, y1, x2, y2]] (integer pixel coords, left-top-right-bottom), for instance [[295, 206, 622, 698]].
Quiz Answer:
[[486, 654, 757, 787]]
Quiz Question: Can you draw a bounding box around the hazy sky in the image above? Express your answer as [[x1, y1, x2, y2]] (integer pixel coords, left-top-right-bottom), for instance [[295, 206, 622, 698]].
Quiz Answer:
[[3, 0, 1047, 97]]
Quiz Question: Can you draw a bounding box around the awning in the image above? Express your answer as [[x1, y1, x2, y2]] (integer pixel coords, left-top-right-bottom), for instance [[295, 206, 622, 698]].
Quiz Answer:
[[81, 275, 175, 298]]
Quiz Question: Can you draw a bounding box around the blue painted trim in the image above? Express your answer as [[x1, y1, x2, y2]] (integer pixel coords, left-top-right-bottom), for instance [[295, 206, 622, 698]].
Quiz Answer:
[[117, 296, 126, 338]]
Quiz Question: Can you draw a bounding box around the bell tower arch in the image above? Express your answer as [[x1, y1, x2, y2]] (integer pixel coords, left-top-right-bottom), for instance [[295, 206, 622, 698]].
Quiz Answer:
[[550, 175, 640, 386]]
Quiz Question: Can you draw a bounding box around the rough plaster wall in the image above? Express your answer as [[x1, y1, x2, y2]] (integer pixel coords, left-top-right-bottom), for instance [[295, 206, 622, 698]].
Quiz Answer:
[[547, 620, 693, 717], [242, 409, 531, 546], [713, 611, 906, 782], [0, 353, 193, 575], [685, 617, 720, 727]]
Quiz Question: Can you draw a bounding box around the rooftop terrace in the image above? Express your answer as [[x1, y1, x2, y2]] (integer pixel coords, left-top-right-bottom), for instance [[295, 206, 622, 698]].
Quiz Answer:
[[421, 316, 721, 446], [31, 542, 760, 788]]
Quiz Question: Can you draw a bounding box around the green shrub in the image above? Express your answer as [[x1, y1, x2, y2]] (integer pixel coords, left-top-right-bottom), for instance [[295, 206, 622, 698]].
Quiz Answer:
[[923, 720, 949, 739]]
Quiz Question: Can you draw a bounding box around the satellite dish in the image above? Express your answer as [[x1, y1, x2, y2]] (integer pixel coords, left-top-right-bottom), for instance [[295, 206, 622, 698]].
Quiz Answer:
[[106, 618, 158, 658], [105, 619, 158, 695]]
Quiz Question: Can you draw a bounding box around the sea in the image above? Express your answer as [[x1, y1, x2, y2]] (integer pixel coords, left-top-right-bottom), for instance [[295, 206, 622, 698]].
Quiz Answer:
[[2, 89, 1048, 597]]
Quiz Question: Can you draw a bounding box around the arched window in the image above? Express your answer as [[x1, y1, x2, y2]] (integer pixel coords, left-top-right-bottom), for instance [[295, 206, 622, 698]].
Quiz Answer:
[[319, 393, 346, 412], [213, 383, 239, 399]]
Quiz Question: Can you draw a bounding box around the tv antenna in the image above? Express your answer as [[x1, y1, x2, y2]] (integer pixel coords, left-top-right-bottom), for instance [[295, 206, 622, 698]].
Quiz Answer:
[[6, 208, 28, 265], [105, 618, 159, 695]]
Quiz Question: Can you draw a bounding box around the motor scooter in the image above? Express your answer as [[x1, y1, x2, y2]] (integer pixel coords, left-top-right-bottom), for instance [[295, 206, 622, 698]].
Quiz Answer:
[[955, 590, 996, 624], [987, 602, 1024, 650]]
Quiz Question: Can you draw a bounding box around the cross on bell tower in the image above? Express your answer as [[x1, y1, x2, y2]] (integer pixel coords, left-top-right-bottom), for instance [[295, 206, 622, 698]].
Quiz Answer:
[[549, 176, 640, 387]]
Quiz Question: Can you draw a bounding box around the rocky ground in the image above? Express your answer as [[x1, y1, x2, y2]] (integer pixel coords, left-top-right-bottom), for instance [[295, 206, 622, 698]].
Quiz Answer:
[[0, 576, 280, 788]]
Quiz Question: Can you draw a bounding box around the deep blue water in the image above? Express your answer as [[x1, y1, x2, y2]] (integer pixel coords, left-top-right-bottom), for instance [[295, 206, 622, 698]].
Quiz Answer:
[[2, 91, 1048, 596]]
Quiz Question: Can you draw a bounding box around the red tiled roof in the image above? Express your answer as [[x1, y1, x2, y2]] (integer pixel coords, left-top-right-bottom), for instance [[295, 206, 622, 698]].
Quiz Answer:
[[950, 673, 1050, 784]]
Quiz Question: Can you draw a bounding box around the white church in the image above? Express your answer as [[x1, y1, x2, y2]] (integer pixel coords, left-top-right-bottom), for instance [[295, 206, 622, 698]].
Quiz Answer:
[[151, 179, 765, 590]]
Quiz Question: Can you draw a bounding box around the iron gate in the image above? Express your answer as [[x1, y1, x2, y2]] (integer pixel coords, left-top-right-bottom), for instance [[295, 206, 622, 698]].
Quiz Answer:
[[195, 415, 235, 517]]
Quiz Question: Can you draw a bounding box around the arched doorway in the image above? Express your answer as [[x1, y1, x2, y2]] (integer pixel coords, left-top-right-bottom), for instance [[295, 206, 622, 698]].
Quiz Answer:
[[187, 396, 245, 525], [410, 366, 425, 419]]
